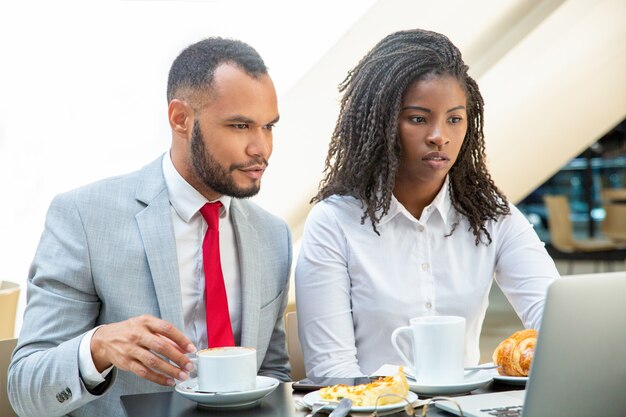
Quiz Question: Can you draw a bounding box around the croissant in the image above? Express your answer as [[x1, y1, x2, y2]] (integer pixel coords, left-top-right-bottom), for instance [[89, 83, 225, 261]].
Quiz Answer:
[[492, 329, 537, 376]]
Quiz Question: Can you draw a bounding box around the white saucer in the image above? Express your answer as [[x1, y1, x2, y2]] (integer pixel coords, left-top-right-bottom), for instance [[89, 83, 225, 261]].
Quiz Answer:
[[407, 371, 493, 396], [302, 390, 418, 413], [175, 375, 279, 409]]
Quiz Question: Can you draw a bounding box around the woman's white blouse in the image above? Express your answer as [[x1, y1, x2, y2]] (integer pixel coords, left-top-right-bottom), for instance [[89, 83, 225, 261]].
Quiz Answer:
[[295, 181, 559, 377]]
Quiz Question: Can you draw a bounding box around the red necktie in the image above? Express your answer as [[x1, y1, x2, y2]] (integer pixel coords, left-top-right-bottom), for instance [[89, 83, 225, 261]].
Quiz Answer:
[[199, 202, 234, 347]]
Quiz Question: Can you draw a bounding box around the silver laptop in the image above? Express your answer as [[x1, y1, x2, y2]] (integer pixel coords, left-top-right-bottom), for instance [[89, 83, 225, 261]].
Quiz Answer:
[[436, 271, 626, 417]]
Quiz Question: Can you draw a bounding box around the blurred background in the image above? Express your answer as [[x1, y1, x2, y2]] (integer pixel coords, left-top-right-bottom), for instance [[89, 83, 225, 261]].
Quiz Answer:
[[1, 0, 625, 361]]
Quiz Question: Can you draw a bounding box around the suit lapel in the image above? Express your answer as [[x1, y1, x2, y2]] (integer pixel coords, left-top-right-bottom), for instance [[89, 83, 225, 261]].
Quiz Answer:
[[134, 157, 184, 330], [230, 200, 261, 348]]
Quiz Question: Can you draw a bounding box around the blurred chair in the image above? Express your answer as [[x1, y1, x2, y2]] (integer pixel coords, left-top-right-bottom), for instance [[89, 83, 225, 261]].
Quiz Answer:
[[601, 188, 626, 203], [1, 338, 18, 417], [601, 189, 626, 243], [285, 311, 305, 381], [601, 204, 626, 242], [0, 281, 20, 340], [543, 195, 626, 273]]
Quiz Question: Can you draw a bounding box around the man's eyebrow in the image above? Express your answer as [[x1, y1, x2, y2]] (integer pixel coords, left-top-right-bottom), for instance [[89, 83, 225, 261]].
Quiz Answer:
[[225, 115, 255, 124], [224, 115, 280, 124], [269, 115, 280, 124]]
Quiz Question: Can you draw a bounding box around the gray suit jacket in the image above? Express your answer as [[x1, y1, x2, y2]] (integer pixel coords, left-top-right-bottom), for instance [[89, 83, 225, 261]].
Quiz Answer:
[[8, 157, 292, 417]]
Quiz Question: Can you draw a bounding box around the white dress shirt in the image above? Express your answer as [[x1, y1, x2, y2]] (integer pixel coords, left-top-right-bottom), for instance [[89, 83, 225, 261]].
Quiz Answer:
[[79, 153, 242, 386], [295, 178, 559, 378], [161, 153, 242, 349]]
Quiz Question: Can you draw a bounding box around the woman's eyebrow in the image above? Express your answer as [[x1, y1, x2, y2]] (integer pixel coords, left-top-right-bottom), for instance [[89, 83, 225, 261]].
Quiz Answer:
[[400, 105, 431, 112], [399, 105, 466, 113]]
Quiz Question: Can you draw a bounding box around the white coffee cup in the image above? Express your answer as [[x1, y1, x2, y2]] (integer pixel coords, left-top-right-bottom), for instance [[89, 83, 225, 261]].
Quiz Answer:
[[391, 316, 465, 385], [196, 346, 257, 392]]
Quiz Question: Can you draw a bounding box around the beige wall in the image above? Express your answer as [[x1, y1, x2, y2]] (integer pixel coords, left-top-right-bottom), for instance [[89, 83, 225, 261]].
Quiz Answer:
[[483, 0, 626, 202]]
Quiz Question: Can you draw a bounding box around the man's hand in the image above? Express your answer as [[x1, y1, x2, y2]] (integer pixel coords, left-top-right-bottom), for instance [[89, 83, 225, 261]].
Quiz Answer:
[[91, 315, 196, 386]]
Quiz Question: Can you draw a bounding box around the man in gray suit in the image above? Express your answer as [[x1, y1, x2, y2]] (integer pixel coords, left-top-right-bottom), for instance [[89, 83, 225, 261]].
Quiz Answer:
[[9, 37, 292, 417]]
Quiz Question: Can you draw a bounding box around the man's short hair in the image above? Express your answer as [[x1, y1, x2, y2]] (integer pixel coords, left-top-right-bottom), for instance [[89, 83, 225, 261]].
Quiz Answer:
[[166, 37, 268, 104]]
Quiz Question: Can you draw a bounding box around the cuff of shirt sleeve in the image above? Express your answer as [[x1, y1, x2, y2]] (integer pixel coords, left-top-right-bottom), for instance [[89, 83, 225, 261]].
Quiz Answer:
[[79, 326, 113, 388]]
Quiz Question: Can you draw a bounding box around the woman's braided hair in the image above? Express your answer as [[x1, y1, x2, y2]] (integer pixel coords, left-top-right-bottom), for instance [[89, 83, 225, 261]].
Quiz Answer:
[[312, 29, 510, 244]]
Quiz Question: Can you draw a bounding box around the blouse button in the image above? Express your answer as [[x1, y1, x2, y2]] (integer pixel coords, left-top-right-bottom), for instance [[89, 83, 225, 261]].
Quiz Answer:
[[425, 302, 432, 310], [418, 225, 425, 232]]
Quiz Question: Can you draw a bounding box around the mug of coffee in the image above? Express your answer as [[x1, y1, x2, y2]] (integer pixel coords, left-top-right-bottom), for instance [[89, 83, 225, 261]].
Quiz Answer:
[[391, 316, 465, 385], [195, 346, 257, 392]]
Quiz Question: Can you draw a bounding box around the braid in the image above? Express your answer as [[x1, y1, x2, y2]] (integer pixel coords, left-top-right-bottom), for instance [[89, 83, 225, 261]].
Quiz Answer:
[[313, 29, 510, 243]]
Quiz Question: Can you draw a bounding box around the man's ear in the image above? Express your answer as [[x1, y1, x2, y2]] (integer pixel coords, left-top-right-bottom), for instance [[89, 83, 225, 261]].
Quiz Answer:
[[168, 99, 193, 138]]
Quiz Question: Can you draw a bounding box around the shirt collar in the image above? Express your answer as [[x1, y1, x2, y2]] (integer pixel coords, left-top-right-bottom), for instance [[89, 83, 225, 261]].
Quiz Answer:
[[378, 176, 452, 227], [162, 153, 231, 222], [428, 176, 452, 224]]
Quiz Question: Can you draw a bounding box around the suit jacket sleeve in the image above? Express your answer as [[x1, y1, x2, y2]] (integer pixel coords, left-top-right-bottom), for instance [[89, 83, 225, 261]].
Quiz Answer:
[[8, 192, 117, 417]]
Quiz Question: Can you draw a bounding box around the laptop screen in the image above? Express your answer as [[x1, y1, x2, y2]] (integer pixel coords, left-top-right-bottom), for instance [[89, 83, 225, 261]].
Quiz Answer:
[[522, 271, 626, 417]]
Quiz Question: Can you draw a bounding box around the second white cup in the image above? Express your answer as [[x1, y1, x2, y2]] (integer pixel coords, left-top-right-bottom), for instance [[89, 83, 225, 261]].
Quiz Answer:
[[196, 346, 257, 393], [391, 316, 465, 385]]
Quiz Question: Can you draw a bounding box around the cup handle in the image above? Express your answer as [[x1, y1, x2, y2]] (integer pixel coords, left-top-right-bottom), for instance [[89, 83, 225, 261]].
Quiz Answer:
[[390, 326, 414, 370]]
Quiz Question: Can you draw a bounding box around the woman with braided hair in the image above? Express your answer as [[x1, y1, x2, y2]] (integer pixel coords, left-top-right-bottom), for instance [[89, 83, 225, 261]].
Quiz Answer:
[[295, 29, 559, 378]]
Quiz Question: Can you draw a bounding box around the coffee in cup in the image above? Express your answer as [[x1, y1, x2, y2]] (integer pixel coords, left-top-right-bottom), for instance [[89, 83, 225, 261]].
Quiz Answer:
[[196, 346, 257, 392]]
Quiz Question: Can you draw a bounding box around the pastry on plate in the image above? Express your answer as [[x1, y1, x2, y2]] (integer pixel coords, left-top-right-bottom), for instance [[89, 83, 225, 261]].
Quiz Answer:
[[319, 367, 409, 406], [492, 329, 537, 376]]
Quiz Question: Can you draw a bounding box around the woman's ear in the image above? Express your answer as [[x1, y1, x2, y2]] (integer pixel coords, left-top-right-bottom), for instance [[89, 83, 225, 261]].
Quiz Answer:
[[168, 99, 193, 138]]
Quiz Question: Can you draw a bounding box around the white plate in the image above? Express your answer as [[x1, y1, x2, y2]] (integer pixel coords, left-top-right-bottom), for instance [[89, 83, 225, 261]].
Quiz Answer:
[[175, 375, 279, 409], [302, 390, 418, 413], [492, 374, 528, 385], [483, 362, 529, 385], [407, 371, 493, 396]]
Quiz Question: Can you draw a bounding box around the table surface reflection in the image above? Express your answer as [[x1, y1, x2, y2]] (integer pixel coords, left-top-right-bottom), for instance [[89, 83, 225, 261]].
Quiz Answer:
[[121, 381, 525, 417]]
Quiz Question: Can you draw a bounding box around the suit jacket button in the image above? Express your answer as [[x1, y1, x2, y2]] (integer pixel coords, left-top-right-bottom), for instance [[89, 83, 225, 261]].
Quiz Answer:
[[56, 393, 64, 403], [65, 388, 72, 398]]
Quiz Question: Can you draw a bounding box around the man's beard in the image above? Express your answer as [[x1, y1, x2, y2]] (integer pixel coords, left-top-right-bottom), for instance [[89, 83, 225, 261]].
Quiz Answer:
[[190, 123, 265, 199]]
